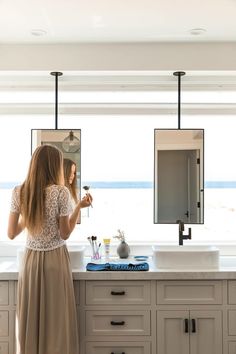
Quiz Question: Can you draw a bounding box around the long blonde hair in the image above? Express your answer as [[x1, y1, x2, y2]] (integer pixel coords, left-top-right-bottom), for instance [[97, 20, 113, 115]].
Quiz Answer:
[[20, 145, 64, 235], [63, 158, 78, 203]]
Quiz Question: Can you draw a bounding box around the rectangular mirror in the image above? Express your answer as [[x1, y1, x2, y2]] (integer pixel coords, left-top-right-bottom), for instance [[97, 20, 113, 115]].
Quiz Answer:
[[31, 129, 81, 216], [154, 129, 204, 224]]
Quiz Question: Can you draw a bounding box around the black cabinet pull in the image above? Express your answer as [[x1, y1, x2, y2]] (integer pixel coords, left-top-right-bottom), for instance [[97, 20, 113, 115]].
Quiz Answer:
[[184, 318, 189, 333], [191, 318, 196, 333], [111, 352, 125, 354], [111, 291, 125, 296], [110, 320, 125, 326]]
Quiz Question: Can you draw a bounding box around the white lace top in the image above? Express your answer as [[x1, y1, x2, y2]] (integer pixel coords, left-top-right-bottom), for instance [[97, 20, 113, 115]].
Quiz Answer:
[[10, 184, 73, 251]]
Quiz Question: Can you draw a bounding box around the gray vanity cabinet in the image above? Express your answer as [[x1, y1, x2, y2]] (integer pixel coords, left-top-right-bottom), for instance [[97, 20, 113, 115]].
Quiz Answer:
[[156, 280, 223, 354], [157, 309, 222, 354], [79, 280, 152, 354], [2, 277, 236, 354]]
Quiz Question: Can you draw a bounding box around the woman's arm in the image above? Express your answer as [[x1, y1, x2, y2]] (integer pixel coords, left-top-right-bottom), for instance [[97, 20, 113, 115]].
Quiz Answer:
[[7, 212, 24, 239], [59, 193, 92, 240]]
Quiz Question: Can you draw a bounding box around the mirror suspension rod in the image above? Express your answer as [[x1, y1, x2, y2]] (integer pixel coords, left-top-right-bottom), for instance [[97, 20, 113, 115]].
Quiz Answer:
[[50, 72, 63, 130], [173, 71, 185, 130]]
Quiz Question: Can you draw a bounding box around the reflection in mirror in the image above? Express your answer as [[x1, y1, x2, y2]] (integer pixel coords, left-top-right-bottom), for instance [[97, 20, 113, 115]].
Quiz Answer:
[[31, 129, 81, 219], [154, 129, 204, 224]]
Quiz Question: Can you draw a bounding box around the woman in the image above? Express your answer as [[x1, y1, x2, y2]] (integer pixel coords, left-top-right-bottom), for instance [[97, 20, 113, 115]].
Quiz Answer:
[[8, 145, 92, 354]]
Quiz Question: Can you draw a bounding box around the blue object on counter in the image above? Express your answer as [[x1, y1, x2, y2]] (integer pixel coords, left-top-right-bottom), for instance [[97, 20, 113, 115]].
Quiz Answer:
[[86, 262, 149, 271], [134, 255, 148, 261]]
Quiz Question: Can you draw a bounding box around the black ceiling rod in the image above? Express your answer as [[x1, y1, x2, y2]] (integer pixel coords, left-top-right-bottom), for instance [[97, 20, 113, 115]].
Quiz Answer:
[[173, 71, 186, 130], [50, 71, 63, 130]]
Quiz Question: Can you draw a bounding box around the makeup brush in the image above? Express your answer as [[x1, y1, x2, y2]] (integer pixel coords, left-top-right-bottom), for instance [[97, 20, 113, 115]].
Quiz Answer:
[[83, 185, 93, 208]]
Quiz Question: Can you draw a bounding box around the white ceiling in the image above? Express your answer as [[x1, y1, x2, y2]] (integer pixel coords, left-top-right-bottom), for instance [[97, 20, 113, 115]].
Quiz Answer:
[[1, 0, 236, 43]]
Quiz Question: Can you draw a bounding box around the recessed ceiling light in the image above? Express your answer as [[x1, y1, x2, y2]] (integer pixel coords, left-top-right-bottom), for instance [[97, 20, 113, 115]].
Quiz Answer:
[[31, 29, 47, 37], [190, 28, 206, 36], [92, 15, 105, 28]]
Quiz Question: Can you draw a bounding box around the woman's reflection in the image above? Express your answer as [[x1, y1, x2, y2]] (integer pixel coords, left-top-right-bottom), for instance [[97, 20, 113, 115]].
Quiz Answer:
[[63, 158, 80, 223]]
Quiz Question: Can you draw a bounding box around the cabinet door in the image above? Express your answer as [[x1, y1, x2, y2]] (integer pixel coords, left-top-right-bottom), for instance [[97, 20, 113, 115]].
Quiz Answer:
[[229, 342, 236, 354], [190, 310, 222, 354], [157, 310, 189, 354]]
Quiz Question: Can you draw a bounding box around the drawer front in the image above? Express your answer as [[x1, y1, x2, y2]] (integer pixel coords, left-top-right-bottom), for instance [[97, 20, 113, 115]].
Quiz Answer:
[[229, 342, 236, 354], [86, 281, 151, 305], [228, 281, 236, 304], [85, 310, 150, 336], [0, 312, 8, 337], [0, 343, 8, 354], [157, 280, 222, 304], [85, 342, 151, 354], [0, 283, 9, 306]]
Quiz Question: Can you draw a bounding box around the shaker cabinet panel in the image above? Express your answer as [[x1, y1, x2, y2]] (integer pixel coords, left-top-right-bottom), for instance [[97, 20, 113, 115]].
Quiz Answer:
[[0, 283, 9, 306], [157, 310, 222, 354], [0, 343, 8, 354], [157, 280, 222, 304], [189, 310, 222, 354], [157, 310, 189, 354], [228, 281, 236, 304], [85, 341, 151, 354], [0, 312, 9, 337], [229, 342, 236, 354], [228, 311, 236, 335], [85, 310, 150, 336], [86, 281, 151, 305]]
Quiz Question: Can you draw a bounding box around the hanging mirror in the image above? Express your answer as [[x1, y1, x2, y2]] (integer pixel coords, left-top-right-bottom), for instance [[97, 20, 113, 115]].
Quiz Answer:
[[31, 129, 81, 203], [31, 72, 82, 221], [154, 72, 204, 224], [154, 129, 204, 224]]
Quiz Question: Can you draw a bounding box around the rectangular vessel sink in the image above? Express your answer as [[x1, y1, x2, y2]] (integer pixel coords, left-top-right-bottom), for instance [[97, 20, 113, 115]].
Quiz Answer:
[[17, 245, 85, 270], [67, 245, 85, 269], [152, 245, 219, 269]]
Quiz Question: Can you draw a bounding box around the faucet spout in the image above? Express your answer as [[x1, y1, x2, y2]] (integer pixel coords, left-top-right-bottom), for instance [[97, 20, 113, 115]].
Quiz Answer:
[[176, 220, 192, 246]]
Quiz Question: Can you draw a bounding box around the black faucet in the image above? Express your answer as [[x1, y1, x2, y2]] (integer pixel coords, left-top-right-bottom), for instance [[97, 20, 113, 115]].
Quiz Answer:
[[176, 220, 192, 246]]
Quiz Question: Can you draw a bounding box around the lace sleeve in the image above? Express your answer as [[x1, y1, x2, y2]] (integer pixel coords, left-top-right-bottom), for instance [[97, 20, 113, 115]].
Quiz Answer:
[[10, 186, 21, 213], [58, 186, 73, 216]]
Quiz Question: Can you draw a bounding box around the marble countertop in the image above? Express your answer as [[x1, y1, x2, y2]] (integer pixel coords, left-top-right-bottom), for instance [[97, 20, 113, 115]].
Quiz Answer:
[[2, 256, 236, 280]]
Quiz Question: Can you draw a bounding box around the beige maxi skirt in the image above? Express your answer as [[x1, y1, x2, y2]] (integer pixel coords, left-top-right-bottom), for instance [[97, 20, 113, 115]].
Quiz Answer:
[[16, 245, 79, 354]]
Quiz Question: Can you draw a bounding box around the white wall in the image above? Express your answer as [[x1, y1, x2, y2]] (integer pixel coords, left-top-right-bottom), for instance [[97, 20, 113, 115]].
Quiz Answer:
[[1, 42, 236, 71]]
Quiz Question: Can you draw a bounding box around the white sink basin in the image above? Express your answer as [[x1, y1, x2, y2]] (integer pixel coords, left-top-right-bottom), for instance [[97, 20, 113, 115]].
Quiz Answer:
[[17, 245, 85, 270], [152, 245, 219, 269], [67, 245, 85, 269]]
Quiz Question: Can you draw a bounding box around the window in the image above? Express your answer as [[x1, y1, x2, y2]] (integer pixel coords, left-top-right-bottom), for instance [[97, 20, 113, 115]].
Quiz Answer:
[[1, 89, 236, 248]]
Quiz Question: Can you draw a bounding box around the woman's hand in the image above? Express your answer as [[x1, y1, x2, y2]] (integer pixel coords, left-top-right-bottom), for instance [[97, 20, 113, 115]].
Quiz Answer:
[[79, 193, 93, 208], [60, 193, 93, 239]]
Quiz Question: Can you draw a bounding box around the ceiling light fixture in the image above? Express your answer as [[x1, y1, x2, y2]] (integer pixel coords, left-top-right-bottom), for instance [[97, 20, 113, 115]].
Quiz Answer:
[[62, 131, 80, 153], [190, 28, 206, 36], [31, 29, 47, 37]]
